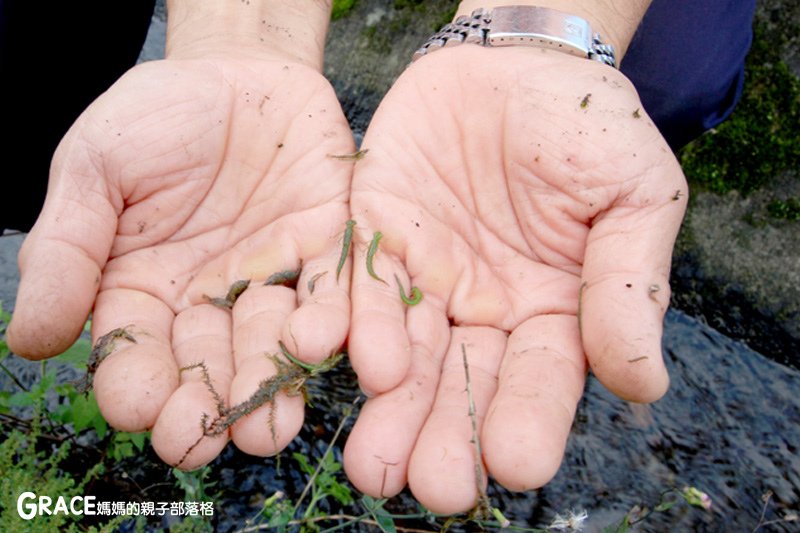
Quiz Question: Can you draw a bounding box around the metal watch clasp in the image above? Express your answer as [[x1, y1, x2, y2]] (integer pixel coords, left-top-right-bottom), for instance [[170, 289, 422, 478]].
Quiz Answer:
[[486, 5, 592, 58]]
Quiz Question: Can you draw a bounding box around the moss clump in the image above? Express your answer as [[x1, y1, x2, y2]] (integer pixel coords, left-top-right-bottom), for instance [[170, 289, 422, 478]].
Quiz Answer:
[[331, 0, 357, 20], [432, 4, 458, 30], [679, 24, 800, 194], [361, 0, 459, 53], [393, 0, 457, 29], [766, 197, 800, 220]]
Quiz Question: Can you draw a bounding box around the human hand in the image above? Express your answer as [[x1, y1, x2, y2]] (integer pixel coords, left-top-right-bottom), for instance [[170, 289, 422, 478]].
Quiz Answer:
[[343, 46, 687, 513], [7, 28, 355, 468]]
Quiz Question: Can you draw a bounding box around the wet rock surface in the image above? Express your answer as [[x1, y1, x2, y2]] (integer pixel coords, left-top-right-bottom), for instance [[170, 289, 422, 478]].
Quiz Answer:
[[671, 173, 800, 370], [203, 311, 800, 532]]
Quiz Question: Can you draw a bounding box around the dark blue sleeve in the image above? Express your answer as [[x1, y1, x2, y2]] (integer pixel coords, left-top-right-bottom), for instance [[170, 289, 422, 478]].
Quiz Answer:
[[621, 0, 757, 149]]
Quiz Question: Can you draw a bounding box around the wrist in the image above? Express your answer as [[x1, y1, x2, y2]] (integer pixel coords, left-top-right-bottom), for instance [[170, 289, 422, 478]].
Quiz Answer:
[[166, 0, 332, 70], [454, 1, 651, 61]]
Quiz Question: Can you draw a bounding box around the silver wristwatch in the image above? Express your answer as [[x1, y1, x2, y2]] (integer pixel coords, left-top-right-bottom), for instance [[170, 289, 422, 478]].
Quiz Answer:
[[412, 6, 616, 68]]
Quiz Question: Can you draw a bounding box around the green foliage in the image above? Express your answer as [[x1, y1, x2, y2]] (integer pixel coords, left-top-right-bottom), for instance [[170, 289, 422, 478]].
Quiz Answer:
[[0, 364, 55, 412], [767, 197, 800, 220], [431, 4, 458, 30], [167, 517, 214, 533], [259, 451, 355, 531], [0, 388, 121, 532], [259, 491, 295, 531], [0, 302, 20, 391], [173, 465, 217, 503], [392, 0, 425, 9], [52, 386, 107, 437], [0, 429, 75, 532], [293, 451, 354, 509], [0, 303, 149, 531], [0, 427, 124, 533], [0, 302, 10, 346], [392, 0, 458, 30], [331, 0, 357, 20], [680, 25, 800, 194], [601, 486, 712, 533], [107, 431, 148, 462], [52, 337, 93, 369], [0, 317, 148, 462], [360, 495, 398, 533], [362, 0, 459, 53]]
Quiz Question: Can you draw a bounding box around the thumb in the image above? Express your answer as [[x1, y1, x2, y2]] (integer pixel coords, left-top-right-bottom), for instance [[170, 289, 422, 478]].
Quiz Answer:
[[7, 122, 118, 359], [580, 156, 687, 403]]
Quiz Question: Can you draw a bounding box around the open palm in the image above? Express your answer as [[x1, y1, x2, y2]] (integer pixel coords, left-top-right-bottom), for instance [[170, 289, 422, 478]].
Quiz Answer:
[[344, 46, 687, 513], [8, 57, 355, 469]]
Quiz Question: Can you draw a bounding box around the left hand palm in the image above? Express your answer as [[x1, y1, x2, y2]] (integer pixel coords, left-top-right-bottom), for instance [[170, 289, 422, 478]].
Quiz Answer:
[[8, 57, 355, 469]]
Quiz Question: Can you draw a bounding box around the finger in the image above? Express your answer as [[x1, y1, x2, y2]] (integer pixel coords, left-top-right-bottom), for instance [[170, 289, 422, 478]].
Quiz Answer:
[[581, 160, 687, 402], [343, 297, 450, 498], [7, 129, 116, 359], [348, 228, 411, 394], [281, 243, 349, 365], [92, 288, 179, 432], [229, 284, 304, 456], [482, 314, 586, 491], [151, 304, 234, 470], [406, 326, 506, 515]]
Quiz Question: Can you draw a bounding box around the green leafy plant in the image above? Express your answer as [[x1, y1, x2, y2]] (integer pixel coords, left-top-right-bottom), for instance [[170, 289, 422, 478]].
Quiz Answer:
[[0, 317, 150, 464], [0, 425, 124, 532], [173, 465, 217, 504], [0, 301, 156, 531], [292, 451, 354, 517], [256, 400, 359, 532], [601, 486, 712, 533], [0, 302, 123, 531], [167, 466, 217, 533]]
